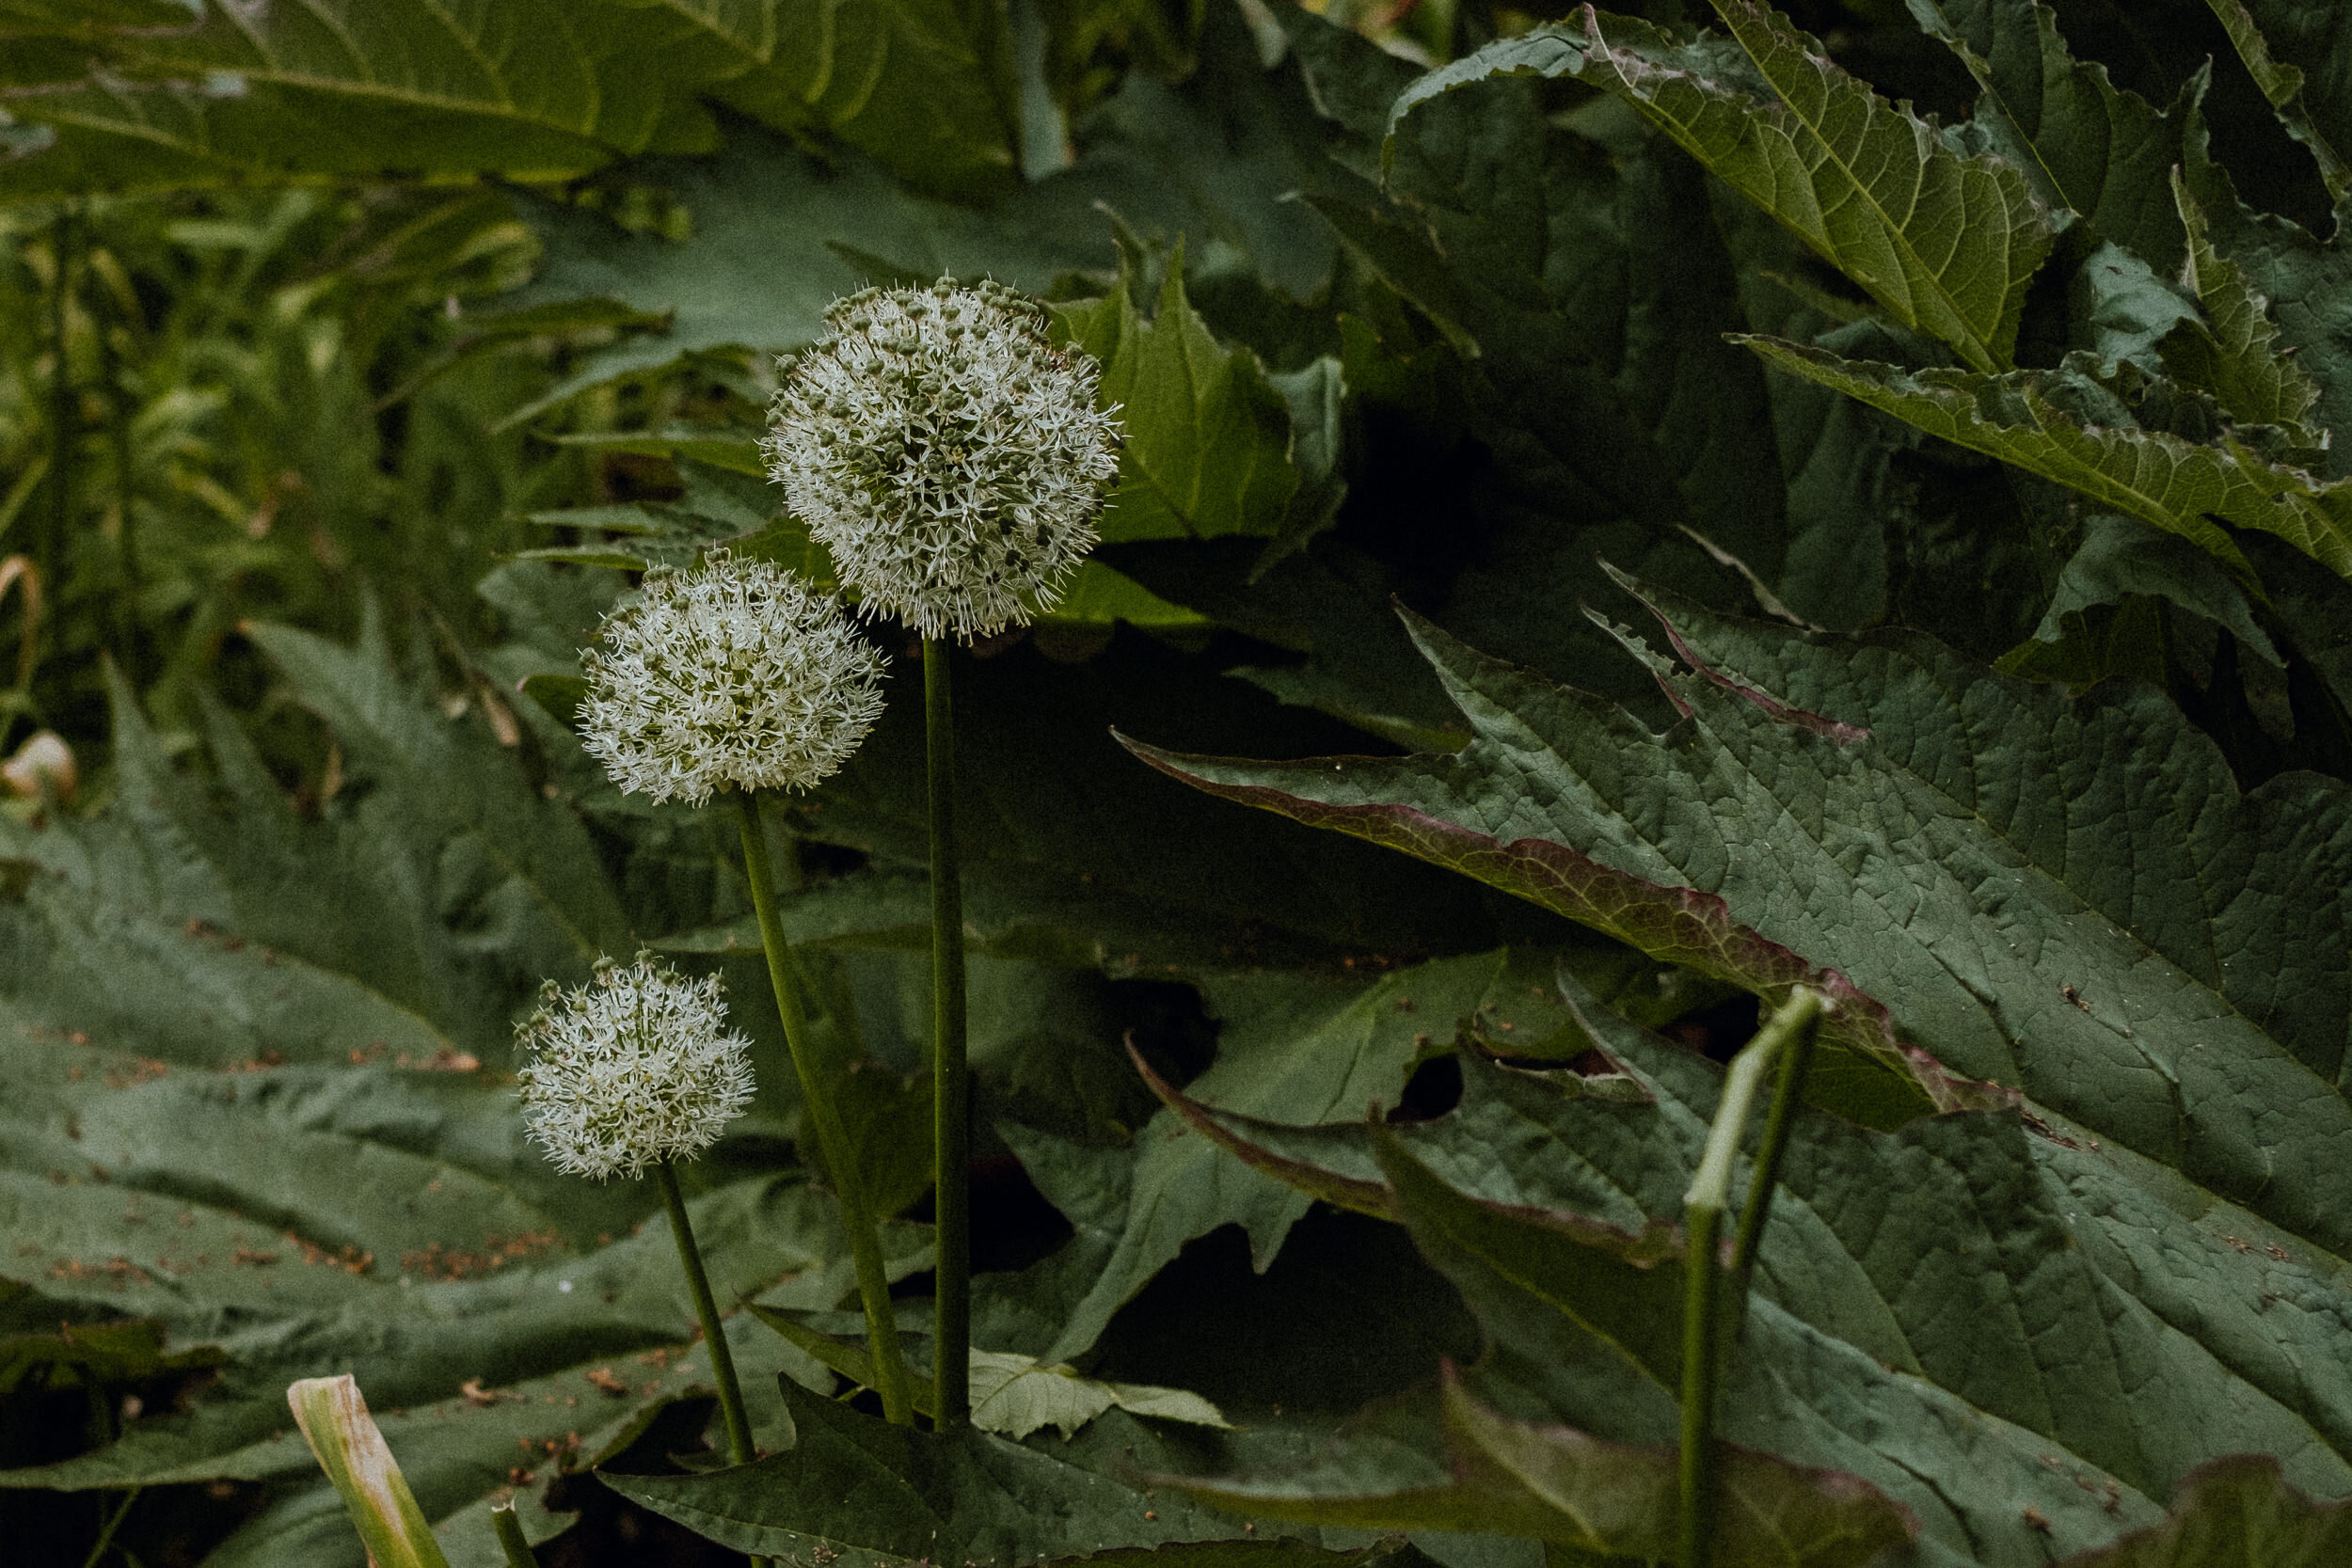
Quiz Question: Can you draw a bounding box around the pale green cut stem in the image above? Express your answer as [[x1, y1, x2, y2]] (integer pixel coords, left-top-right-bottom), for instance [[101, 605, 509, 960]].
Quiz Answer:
[[927, 637, 972, 1428], [733, 789, 916, 1425], [1679, 987, 1826, 1568], [489, 1502, 536, 1568]]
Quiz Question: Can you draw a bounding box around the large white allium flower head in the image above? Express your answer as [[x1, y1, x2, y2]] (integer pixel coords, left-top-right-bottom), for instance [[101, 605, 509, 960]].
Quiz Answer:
[[763, 276, 1123, 641], [516, 955, 755, 1180], [579, 548, 885, 806]]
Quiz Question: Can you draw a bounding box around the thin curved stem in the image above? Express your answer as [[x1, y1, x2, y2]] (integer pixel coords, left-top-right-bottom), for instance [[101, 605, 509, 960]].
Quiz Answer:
[[654, 1161, 756, 1462], [734, 789, 915, 1425], [926, 638, 971, 1429]]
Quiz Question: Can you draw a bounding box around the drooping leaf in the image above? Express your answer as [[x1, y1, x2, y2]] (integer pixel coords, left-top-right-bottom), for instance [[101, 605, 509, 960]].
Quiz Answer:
[[1996, 512, 2281, 688], [1405, 6, 2055, 372], [1742, 336, 2352, 580], [1905, 0, 2194, 270], [1124, 578, 2352, 1262]]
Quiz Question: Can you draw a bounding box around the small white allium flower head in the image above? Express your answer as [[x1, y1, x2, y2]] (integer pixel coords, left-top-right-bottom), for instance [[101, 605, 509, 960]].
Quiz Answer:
[[516, 955, 755, 1181], [763, 277, 1123, 641], [579, 548, 885, 806]]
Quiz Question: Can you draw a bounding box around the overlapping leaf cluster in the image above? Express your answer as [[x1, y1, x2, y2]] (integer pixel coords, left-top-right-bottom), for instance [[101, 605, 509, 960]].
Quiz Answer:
[[5, 0, 2352, 1564]]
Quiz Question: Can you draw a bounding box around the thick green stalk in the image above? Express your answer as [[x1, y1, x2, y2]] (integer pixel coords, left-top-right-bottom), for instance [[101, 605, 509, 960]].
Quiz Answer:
[[926, 637, 972, 1428], [734, 791, 914, 1424], [1678, 988, 1825, 1568], [488, 1503, 536, 1568], [1678, 1201, 1724, 1568], [654, 1162, 758, 1465]]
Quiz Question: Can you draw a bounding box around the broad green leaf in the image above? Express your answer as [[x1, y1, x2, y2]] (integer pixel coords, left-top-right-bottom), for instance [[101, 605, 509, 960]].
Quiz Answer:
[[1248, 6, 1798, 692], [1407, 7, 2054, 371], [2159, 170, 2326, 440], [1146, 988, 2352, 1560], [287, 1375, 453, 1568], [2203, 0, 2352, 206], [499, 10, 1339, 409], [2061, 1457, 2352, 1566], [622, 0, 1023, 198], [1124, 579, 2352, 1261], [1905, 0, 2193, 270], [1742, 336, 2352, 580], [995, 942, 1695, 1368], [243, 619, 633, 973], [1180, 1366, 1916, 1568], [601, 1374, 1266, 1564], [0, 0, 739, 199], [1054, 249, 1301, 546], [966, 1350, 1230, 1440], [1997, 513, 2281, 688]]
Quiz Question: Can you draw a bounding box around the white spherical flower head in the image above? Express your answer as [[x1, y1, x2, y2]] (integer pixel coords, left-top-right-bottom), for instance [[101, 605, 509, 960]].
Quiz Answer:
[[579, 549, 885, 806], [763, 277, 1123, 641], [516, 956, 755, 1180]]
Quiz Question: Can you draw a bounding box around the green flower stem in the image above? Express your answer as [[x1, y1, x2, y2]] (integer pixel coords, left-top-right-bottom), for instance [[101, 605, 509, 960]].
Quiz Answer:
[[926, 637, 972, 1429], [1677, 1200, 1724, 1568], [654, 1161, 759, 1465], [80, 1486, 136, 1568], [1678, 987, 1826, 1568], [733, 791, 915, 1426], [44, 204, 73, 593], [489, 1503, 536, 1568]]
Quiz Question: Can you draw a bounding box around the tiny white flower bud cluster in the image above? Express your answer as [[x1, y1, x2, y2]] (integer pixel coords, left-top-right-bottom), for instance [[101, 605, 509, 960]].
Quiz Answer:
[[516, 956, 755, 1180], [579, 549, 884, 805], [764, 277, 1123, 641]]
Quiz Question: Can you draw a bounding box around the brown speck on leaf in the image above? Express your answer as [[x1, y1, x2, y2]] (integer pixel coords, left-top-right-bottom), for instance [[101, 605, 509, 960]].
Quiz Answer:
[[2060, 984, 2090, 1012], [1395, 996, 1415, 1012], [2267, 1243, 2289, 1261], [2225, 1235, 2253, 1254], [586, 1367, 629, 1397], [461, 1379, 499, 1406], [1413, 1033, 1431, 1047], [2023, 1506, 2051, 1533]]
